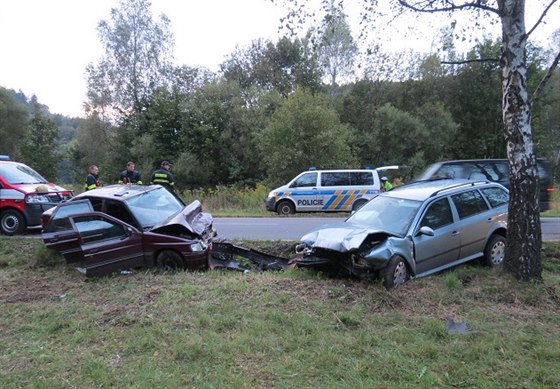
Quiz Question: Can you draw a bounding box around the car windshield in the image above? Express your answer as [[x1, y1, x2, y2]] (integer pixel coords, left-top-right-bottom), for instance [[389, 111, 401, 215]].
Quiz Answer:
[[0, 163, 48, 184], [347, 195, 422, 236], [124, 188, 184, 229]]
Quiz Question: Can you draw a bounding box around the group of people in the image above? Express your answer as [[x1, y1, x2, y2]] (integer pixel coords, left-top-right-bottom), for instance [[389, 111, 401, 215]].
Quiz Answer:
[[85, 160, 175, 192]]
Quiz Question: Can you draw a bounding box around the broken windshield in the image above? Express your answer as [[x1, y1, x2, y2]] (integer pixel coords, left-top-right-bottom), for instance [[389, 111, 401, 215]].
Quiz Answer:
[[346, 195, 422, 236], [125, 187, 184, 229]]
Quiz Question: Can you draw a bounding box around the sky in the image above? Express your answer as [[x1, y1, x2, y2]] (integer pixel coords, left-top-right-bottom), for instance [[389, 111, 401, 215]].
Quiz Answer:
[[0, 0, 558, 118]]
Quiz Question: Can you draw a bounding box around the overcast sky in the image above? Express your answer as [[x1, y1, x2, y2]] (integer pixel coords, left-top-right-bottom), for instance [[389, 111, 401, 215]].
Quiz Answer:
[[0, 0, 557, 118]]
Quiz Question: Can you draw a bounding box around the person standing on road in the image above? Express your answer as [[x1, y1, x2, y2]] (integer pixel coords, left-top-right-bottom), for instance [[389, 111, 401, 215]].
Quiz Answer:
[[151, 161, 175, 192], [85, 164, 101, 191], [118, 161, 143, 185], [381, 176, 393, 192]]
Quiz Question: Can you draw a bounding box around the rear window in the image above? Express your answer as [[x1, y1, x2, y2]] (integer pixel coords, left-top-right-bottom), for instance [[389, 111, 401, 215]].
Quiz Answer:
[[480, 187, 509, 208]]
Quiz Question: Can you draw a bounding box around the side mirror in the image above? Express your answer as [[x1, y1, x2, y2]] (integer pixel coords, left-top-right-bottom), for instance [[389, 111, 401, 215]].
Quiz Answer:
[[417, 226, 435, 237]]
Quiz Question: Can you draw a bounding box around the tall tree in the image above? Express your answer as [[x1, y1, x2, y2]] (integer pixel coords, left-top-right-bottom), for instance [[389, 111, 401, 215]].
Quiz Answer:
[[0, 87, 28, 158], [314, 1, 358, 88], [85, 0, 174, 123], [19, 97, 59, 181], [258, 88, 357, 185]]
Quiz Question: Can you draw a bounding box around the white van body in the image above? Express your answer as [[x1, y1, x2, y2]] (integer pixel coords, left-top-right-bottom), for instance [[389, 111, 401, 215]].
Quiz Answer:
[[265, 168, 388, 215]]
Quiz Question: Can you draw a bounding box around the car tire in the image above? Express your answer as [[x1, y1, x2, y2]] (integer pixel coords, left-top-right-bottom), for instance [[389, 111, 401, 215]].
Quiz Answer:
[[352, 199, 368, 212], [483, 234, 506, 267], [383, 255, 409, 290], [0, 209, 25, 236], [276, 200, 295, 216], [156, 250, 184, 272]]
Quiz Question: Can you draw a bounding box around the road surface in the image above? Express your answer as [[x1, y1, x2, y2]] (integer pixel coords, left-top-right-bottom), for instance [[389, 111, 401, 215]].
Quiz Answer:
[[214, 216, 560, 241]]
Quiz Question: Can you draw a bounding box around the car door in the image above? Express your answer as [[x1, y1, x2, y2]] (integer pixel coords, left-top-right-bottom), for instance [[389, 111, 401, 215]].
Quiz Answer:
[[450, 189, 492, 260], [412, 197, 461, 275], [288, 171, 319, 211], [42, 200, 95, 264], [70, 213, 146, 277]]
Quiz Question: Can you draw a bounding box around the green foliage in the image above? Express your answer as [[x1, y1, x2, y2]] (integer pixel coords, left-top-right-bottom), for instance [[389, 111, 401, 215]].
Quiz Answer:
[[0, 87, 28, 157], [258, 88, 357, 185], [19, 98, 60, 181]]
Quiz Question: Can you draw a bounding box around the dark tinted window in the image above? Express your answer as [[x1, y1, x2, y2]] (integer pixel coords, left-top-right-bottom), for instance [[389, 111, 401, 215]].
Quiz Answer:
[[433, 164, 466, 179], [291, 172, 317, 188], [420, 198, 453, 229], [321, 172, 350, 186], [481, 187, 509, 208], [349, 172, 373, 186], [451, 190, 489, 219]]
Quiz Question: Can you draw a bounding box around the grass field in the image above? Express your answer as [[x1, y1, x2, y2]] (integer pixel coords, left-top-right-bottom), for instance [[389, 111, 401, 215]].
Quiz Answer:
[[1, 237, 559, 388]]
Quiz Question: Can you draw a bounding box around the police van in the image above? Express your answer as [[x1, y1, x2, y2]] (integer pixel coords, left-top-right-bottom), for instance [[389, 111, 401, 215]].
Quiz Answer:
[[265, 167, 397, 215]]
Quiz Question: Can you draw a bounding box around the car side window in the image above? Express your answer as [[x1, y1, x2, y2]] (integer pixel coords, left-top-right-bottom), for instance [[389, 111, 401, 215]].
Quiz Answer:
[[73, 215, 127, 243], [480, 187, 509, 208], [291, 173, 317, 188], [350, 172, 373, 186], [451, 190, 489, 219], [105, 201, 137, 227], [420, 198, 453, 230], [321, 172, 350, 186]]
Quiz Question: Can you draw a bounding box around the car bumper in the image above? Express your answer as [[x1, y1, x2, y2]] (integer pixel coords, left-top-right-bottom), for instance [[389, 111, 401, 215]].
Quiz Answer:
[[264, 197, 276, 212]]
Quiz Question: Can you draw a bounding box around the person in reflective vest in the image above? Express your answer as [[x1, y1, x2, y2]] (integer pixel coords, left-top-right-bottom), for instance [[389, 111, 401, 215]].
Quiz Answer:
[[118, 161, 142, 185], [381, 176, 393, 192], [151, 161, 175, 191], [85, 164, 101, 191]]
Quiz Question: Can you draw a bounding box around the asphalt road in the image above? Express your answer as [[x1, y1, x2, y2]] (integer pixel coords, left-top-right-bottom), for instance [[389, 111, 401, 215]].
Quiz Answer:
[[214, 216, 560, 242]]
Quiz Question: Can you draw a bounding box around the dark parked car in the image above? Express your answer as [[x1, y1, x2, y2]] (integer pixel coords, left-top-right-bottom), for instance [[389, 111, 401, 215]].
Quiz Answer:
[[415, 159, 554, 211], [42, 185, 215, 277], [292, 179, 509, 289]]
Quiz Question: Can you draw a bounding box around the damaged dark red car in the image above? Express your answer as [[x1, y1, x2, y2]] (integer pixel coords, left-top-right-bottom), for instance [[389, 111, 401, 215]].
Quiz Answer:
[[41, 185, 217, 276]]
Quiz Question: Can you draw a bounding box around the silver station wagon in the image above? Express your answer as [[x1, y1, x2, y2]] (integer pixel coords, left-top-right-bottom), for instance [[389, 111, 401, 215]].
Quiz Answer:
[[292, 179, 509, 289]]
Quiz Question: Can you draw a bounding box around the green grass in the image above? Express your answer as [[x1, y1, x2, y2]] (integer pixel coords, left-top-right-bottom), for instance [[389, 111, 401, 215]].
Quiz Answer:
[[1, 237, 560, 387]]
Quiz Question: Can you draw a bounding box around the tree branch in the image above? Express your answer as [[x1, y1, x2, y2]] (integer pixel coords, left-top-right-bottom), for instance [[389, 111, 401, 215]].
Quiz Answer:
[[441, 58, 500, 65], [531, 49, 560, 105], [396, 0, 499, 15], [526, 0, 558, 39]]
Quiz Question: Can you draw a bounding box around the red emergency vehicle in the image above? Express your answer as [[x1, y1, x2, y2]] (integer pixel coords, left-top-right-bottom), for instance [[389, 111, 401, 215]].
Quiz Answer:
[[0, 160, 73, 235]]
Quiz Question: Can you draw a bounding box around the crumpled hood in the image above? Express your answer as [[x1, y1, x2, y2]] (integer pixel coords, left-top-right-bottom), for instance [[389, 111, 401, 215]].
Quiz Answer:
[[151, 199, 213, 237], [300, 222, 393, 252], [11, 183, 68, 194]]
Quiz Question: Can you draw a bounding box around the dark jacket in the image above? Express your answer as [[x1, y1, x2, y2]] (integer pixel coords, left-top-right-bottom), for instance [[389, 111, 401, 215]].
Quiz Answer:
[[85, 173, 100, 191], [119, 170, 142, 184], [151, 168, 174, 190]]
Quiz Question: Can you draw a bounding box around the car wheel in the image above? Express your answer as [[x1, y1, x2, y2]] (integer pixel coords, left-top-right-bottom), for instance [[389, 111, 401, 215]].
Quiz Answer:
[[383, 255, 409, 290], [352, 199, 368, 212], [0, 210, 25, 236], [483, 234, 506, 266], [156, 250, 184, 272], [276, 200, 295, 215]]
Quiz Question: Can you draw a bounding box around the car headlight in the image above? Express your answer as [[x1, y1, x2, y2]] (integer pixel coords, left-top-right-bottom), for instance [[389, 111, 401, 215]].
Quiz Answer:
[[190, 242, 206, 252], [26, 194, 51, 204], [267, 191, 276, 199]]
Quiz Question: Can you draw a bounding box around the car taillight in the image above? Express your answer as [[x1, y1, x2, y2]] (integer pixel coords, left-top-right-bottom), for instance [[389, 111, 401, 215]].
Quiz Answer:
[[546, 187, 555, 193]]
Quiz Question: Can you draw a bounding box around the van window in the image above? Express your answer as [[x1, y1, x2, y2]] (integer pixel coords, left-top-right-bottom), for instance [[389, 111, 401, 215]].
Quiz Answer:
[[321, 172, 350, 186], [290, 172, 317, 188], [350, 172, 373, 186]]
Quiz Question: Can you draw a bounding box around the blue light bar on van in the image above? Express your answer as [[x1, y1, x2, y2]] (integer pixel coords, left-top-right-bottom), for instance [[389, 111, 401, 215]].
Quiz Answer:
[[308, 167, 317, 171]]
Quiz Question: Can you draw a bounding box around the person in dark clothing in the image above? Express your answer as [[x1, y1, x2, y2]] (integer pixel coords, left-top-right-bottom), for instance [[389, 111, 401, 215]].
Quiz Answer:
[[85, 164, 101, 191], [151, 161, 175, 191], [118, 161, 143, 184]]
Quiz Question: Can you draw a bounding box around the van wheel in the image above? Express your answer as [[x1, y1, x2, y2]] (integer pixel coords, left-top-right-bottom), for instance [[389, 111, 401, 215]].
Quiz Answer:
[[483, 235, 506, 267], [0, 210, 25, 235], [277, 201, 295, 215], [352, 199, 368, 212], [156, 250, 184, 271], [383, 256, 409, 290]]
